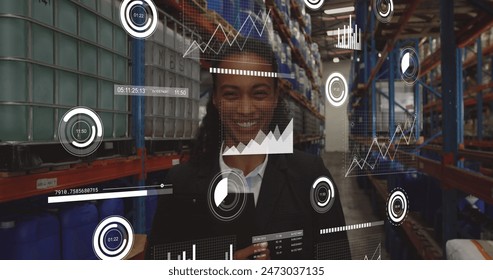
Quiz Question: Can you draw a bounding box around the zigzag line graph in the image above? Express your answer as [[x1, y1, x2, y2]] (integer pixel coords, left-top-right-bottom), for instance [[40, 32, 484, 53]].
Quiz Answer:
[[345, 116, 417, 177], [364, 243, 381, 260], [183, 9, 271, 58], [222, 119, 293, 156]]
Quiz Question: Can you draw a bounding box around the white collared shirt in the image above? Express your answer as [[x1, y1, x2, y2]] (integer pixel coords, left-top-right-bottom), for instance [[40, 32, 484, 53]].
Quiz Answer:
[[219, 150, 268, 207]]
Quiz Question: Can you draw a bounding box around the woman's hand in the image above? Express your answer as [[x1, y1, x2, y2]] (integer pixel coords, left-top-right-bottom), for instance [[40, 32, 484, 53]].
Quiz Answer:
[[233, 242, 270, 260]]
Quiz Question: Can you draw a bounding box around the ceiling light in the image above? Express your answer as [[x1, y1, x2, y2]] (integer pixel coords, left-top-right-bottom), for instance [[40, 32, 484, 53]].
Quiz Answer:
[[333, 57, 340, 63], [324, 6, 355, 15]]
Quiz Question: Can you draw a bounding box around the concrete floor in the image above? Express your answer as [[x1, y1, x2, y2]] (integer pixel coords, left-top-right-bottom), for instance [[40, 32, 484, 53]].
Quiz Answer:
[[322, 151, 389, 260]]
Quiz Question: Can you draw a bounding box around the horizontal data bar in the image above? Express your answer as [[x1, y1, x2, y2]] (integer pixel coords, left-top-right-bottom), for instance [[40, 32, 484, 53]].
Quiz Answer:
[[48, 188, 173, 204]]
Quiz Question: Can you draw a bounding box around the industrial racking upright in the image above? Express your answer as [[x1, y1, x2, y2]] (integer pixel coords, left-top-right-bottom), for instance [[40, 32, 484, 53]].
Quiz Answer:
[[351, 0, 493, 259]]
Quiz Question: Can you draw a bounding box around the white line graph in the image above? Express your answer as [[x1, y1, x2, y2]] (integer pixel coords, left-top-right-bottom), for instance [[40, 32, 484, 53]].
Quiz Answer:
[[345, 115, 417, 177], [364, 243, 382, 260], [222, 119, 293, 156], [183, 10, 271, 58]]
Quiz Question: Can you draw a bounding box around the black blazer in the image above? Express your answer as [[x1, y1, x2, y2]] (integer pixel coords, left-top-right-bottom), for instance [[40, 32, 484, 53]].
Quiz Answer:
[[147, 150, 350, 259]]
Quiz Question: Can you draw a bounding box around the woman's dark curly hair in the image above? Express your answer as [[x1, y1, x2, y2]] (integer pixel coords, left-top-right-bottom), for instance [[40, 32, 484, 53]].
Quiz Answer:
[[191, 39, 291, 162]]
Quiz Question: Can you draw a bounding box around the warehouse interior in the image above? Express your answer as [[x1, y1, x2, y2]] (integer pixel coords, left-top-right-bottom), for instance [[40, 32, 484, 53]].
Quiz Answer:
[[1, 0, 493, 260]]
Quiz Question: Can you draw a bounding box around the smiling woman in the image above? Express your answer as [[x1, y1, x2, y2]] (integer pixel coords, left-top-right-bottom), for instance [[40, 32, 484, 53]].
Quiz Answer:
[[195, 39, 291, 162], [213, 54, 278, 150], [147, 39, 350, 260]]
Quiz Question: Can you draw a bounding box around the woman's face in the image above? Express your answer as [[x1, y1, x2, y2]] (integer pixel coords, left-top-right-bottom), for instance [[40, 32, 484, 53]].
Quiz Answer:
[[213, 53, 278, 147]]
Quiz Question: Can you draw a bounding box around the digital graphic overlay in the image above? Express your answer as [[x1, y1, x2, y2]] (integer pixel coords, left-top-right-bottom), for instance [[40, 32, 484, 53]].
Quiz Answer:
[[119, 0, 158, 39], [48, 185, 172, 204], [183, 9, 272, 59], [222, 119, 294, 156], [92, 216, 134, 260], [58, 107, 103, 157], [326, 72, 348, 107], [334, 16, 361, 51], [209, 67, 294, 79], [373, 0, 394, 23], [304, 0, 325, 11], [386, 188, 409, 226], [207, 171, 248, 222], [345, 114, 418, 177], [114, 85, 189, 97], [149, 236, 236, 260], [252, 230, 304, 259], [399, 47, 420, 85], [319, 221, 384, 235], [310, 177, 336, 214], [316, 233, 383, 260], [364, 243, 382, 260]]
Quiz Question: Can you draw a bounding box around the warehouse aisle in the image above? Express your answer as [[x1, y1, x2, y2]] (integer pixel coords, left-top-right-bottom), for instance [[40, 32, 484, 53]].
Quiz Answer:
[[322, 152, 389, 260]]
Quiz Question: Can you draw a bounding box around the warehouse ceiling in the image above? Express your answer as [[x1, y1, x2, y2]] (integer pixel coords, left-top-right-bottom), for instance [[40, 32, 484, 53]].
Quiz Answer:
[[308, 0, 493, 61], [307, 0, 358, 62]]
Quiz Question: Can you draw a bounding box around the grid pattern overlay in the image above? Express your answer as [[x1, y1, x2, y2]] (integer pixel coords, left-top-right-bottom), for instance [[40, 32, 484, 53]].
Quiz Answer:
[[219, 103, 293, 156], [150, 235, 237, 260], [182, 7, 273, 63], [345, 113, 418, 177], [320, 220, 384, 235], [316, 232, 383, 260], [210, 67, 278, 77]]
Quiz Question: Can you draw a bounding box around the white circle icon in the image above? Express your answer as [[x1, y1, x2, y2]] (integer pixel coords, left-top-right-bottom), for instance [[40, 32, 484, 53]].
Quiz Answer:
[[207, 171, 248, 222], [58, 107, 104, 157], [399, 47, 420, 85], [326, 72, 348, 107], [120, 0, 158, 39], [304, 0, 324, 10], [93, 216, 134, 260], [386, 188, 409, 226], [310, 176, 336, 214], [373, 0, 394, 23]]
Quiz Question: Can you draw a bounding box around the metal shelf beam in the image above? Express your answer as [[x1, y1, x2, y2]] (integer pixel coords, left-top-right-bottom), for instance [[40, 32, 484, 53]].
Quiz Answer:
[[370, 11, 377, 139], [420, 18, 493, 77], [131, 36, 146, 234], [364, 0, 423, 92], [368, 175, 443, 260], [0, 152, 185, 204], [477, 38, 484, 141], [440, 0, 459, 248], [414, 40, 421, 141], [0, 158, 141, 203]]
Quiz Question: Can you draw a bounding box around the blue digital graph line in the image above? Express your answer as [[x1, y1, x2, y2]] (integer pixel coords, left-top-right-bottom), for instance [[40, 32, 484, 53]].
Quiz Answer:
[[345, 116, 417, 177], [183, 10, 271, 58]]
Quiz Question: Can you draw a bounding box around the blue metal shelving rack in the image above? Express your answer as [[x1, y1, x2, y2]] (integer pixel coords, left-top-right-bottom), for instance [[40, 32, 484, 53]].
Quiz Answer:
[[131, 36, 147, 234]]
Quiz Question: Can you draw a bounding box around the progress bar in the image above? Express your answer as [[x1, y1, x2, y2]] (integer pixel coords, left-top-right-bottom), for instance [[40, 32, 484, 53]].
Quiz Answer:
[[209, 67, 294, 79], [48, 188, 173, 204], [320, 220, 384, 235], [102, 184, 172, 191]]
